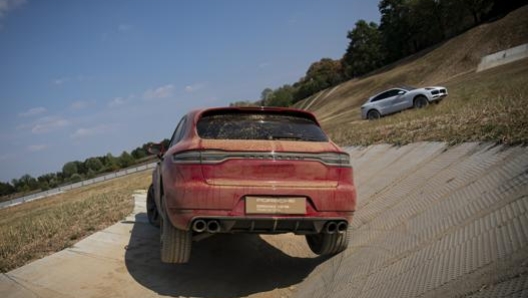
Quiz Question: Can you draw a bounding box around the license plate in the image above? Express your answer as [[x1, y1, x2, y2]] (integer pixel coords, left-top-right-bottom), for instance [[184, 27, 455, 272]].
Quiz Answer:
[[245, 196, 306, 215]]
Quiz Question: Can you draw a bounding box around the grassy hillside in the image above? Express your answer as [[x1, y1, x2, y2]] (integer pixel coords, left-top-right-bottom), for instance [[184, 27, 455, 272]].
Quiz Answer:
[[0, 171, 151, 272], [295, 5, 528, 146]]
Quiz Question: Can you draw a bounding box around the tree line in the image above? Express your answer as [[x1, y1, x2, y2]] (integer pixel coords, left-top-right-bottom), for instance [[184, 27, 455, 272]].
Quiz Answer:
[[0, 139, 169, 199], [231, 0, 526, 108]]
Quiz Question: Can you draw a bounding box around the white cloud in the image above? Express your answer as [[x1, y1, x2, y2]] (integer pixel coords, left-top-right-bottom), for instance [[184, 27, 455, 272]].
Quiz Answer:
[[108, 97, 125, 108], [70, 124, 114, 139], [31, 117, 70, 134], [27, 144, 48, 152], [19, 107, 46, 117], [184, 83, 205, 93], [144, 84, 175, 100], [0, 0, 26, 18]]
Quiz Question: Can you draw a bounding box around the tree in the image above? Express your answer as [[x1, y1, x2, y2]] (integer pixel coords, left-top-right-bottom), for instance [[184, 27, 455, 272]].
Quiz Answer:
[[0, 181, 15, 196], [412, 0, 442, 40], [379, 0, 415, 63], [461, 0, 494, 25], [342, 20, 385, 78], [37, 173, 57, 190], [103, 153, 119, 172], [70, 173, 83, 183], [306, 59, 343, 85], [75, 160, 87, 175], [229, 100, 257, 107], [266, 85, 295, 107], [131, 147, 147, 160], [118, 151, 134, 168], [85, 157, 103, 172], [62, 161, 78, 178], [430, 0, 469, 39], [488, 0, 527, 19], [260, 88, 273, 106], [55, 171, 65, 185], [293, 58, 343, 101], [86, 169, 96, 179], [14, 174, 39, 192]]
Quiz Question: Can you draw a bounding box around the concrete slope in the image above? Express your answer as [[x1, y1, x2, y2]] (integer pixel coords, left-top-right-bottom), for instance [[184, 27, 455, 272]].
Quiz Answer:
[[0, 191, 155, 298], [1, 142, 527, 298], [296, 142, 528, 297]]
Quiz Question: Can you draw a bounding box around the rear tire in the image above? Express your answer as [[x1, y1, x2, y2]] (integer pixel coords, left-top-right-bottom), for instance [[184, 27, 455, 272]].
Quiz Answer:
[[160, 202, 192, 263], [306, 230, 350, 255], [413, 96, 429, 109], [367, 110, 381, 120], [146, 185, 160, 227]]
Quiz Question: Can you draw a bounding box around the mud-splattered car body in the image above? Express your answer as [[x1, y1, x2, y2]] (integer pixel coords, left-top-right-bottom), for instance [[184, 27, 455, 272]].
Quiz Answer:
[[147, 107, 356, 263]]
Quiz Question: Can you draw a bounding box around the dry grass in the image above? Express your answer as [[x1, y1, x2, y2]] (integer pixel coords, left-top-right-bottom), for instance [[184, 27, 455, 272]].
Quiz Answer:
[[294, 6, 528, 147], [328, 59, 528, 146], [0, 171, 151, 272]]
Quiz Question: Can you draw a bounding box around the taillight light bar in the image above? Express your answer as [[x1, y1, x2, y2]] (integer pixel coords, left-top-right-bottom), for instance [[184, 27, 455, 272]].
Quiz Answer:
[[172, 150, 351, 167]]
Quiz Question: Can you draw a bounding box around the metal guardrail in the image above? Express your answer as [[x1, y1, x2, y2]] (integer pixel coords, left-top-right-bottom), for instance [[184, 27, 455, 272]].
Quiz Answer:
[[0, 162, 157, 209]]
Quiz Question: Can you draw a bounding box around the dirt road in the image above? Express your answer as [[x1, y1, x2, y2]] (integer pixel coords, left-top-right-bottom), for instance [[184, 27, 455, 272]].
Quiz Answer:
[[2, 142, 527, 297]]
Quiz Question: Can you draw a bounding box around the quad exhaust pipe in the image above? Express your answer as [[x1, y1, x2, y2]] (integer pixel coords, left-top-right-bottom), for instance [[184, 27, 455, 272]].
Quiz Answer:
[[325, 222, 337, 234], [192, 219, 221, 233], [324, 221, 348, 234], [192, 219, 207, 233], [194, 219, 346, 235], [207, 220, 221, 233], [337, 221, 348, 233]]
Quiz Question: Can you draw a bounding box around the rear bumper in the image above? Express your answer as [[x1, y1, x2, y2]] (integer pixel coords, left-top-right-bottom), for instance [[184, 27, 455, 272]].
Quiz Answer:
[[163, 182, 356, 232], [181, 215, 353, 235]]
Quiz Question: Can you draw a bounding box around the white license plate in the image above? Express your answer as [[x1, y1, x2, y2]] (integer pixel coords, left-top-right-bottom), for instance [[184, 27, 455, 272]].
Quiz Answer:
[[245, 196, 306, 215]]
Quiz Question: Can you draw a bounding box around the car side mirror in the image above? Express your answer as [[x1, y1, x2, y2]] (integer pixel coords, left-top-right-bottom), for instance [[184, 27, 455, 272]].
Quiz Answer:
[[398, 90, 405, 95], [148, 143, 165, 159]]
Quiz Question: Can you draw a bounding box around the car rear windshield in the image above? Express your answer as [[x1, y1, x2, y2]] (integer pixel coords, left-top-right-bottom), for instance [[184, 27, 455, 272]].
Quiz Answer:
[[197, 111, 328, 142]]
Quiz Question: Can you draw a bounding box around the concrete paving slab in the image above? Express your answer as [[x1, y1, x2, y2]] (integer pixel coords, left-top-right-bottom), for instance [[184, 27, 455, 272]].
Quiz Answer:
[[2, 143, 528, 298], [2, 195, 159, 298], [295, 143, 528, 298]]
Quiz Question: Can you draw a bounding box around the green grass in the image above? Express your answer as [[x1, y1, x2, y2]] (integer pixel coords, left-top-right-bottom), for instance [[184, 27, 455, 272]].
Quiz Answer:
[[0, 171, 151, 272], [326, 59, 528, 147]]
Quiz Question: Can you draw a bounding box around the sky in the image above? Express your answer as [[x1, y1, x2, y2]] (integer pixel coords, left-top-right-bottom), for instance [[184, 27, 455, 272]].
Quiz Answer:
[[0, 0, 380, 182]]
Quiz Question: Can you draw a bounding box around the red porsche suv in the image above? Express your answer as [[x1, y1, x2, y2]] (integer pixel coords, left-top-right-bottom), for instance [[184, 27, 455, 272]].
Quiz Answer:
[[147, 107, 356, 263]]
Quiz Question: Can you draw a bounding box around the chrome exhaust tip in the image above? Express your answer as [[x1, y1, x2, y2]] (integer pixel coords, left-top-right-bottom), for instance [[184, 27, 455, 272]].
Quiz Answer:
[[207, 220, 221, 233], [337, 221, 348, 234], [192, 219, 207, 233], [325, 222, 337, 234]]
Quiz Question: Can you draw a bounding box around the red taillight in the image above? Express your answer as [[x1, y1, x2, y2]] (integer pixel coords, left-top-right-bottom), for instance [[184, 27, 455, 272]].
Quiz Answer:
[[171, 151, 202, 164], [172, 150, 351, 167]]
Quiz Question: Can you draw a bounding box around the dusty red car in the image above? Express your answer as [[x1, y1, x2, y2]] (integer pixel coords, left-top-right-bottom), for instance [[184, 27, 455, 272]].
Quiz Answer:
[[147, 107, 356, 263]]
